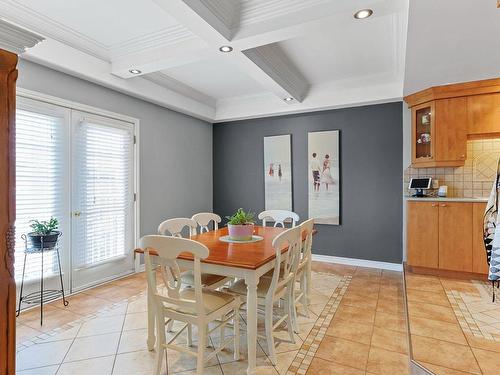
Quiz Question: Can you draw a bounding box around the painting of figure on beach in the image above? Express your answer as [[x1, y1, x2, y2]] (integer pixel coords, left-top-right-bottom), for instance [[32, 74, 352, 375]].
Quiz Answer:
[[264, 134, 292, 211], [308, 130, 340, 225]]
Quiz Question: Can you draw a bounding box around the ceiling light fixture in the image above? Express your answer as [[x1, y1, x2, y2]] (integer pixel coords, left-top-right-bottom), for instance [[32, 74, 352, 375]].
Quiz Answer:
[[354, 9, 373, 19], [129, 69, 142, 74], [219, 45, 233, 53], [284, 97, 294, 102]]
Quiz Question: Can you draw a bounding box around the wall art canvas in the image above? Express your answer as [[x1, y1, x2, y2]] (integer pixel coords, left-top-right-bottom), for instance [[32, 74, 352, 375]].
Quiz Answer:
[[264, 134, 292, 211], [308, 130, 340, 225]]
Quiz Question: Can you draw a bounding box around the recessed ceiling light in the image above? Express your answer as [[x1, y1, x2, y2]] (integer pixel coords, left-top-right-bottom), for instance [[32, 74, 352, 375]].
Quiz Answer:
[[219, 45, 233, 53], [354, 9, 373, 19], [284, 97, 294, 102], [129, 69, 142, 74]]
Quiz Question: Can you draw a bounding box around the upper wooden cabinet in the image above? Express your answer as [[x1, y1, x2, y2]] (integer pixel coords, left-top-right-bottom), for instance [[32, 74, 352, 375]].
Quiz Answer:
[[405, 77, 500, 168], [468, 93, 500, 136], [410, 98, 467, 167]]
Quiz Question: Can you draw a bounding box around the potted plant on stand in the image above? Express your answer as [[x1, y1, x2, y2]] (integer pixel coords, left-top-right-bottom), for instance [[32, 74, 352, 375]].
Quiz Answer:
[[28, 217, 60, 249], [226, 208, 255, 241]]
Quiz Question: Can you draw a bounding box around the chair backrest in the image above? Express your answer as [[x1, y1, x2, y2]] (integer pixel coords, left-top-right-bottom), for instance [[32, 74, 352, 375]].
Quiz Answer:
[[267, 226, 302, 300], [299, 218, 314, 267], [191, 212, 222, 233], [258, 210, 300, 228], [141, 235, 209, 317], [158, 218, 197, 237]]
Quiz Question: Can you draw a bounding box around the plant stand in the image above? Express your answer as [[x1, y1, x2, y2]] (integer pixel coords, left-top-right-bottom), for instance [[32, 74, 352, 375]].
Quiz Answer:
[[16, 233, 69, 325]]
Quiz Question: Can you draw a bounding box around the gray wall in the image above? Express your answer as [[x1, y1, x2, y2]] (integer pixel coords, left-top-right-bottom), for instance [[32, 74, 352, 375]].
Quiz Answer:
[[213, 102, 403, 263], [17, 59, 213, 237]]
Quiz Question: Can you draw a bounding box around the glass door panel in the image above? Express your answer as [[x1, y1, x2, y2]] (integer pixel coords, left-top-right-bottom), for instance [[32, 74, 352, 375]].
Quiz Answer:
[[415, 106, 432, 159]]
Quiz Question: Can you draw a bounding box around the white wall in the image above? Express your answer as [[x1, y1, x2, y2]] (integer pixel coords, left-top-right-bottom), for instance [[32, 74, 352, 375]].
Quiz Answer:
[[17, 59, 213, 237], [404, 0, 500, 95]]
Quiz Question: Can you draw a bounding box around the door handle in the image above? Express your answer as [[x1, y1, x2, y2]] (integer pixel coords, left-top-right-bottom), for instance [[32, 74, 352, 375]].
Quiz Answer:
[[440, 204, 447, 207], [73, 211, 81, 217]]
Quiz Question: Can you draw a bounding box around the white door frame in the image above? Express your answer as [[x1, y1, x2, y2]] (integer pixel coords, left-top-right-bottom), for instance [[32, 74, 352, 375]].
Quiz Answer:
[[16, 88, 141, 285]]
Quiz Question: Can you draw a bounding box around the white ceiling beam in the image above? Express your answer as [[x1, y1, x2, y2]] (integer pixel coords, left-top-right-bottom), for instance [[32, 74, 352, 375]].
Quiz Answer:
[[111, 38, 215, 78], [153, 0, 309, 102], [23, 38, 215, 121]]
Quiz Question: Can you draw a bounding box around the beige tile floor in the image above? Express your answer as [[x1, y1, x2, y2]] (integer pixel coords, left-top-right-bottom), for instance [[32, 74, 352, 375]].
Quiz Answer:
[[406, 271, 500, 375], [16, 263, 412, 375]]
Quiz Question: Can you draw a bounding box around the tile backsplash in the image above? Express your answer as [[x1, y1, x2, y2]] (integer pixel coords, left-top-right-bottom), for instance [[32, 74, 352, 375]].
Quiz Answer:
[[404, 138, 500, 198]]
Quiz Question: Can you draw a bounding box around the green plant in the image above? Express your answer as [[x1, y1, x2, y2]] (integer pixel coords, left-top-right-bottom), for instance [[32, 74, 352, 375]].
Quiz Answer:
[[226, 208, 255, 225], [29, 217, 59, 235]]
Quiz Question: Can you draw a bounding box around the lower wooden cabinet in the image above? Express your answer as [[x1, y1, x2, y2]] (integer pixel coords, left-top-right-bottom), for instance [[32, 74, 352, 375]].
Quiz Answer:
[[407, 201, 488, 274], [472, 202, 489, 274], [407, 202, 439, 268], [438, 202, 472, 272]]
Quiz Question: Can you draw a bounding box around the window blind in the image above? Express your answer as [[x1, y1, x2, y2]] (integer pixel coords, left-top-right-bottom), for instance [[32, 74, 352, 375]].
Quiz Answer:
[[73, 120, 134, 268], [15, 109, 66, 281]]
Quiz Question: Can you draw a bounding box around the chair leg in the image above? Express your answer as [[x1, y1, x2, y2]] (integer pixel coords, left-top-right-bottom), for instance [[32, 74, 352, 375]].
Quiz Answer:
[[233, 308, 240, 360], [301, 275, 309, 318], [265, 303, 277, 365], [285, 294, 296, 344], [187, 324, 193, 347], [155, 315, 166, 375], [196, 324, 206, 375], [219, 314, 226, 349]]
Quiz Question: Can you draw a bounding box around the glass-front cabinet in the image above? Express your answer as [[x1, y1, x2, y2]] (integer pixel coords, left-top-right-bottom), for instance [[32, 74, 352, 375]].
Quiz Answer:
[[412, 101, 435, 164]]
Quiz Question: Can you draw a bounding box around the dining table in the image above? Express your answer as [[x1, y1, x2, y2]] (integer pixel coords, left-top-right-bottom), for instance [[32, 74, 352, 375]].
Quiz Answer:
[[134, 225, 314, 375]]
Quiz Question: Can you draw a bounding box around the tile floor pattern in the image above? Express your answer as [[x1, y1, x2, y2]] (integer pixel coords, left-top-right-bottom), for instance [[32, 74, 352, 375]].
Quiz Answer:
[[16, 263, 410, 374], [406, 271, 500, 375]]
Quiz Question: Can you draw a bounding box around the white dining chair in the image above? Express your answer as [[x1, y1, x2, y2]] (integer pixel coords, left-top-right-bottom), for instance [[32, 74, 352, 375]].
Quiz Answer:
[[228, 225, 302, 365], [191, 213, 222, 233], [142, 235, 241, 375], [258, 210, 300, 227], [158, 218, 198, 237], [158, 218, 227, 287], [292, 218, 314, 331]]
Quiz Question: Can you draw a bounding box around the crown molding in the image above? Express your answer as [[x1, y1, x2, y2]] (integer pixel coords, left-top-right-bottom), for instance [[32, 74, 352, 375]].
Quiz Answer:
[[0, 0, 196, 62], [0, 19, 44, 54]]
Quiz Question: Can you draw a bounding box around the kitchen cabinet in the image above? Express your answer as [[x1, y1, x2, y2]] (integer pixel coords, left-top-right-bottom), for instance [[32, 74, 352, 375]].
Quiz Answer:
[[472, 202, 489, 274], [468, 93, 500, 135], [410, 98, 467, 168], [407, 201, 439, 268], [438, 202, 472, 272], [407, 200, 488, 274]]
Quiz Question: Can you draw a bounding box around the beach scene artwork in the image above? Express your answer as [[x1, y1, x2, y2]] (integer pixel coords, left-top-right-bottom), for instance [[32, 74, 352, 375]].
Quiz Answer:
[[308, 130, 340, 225], [264, 134, 292, 211]]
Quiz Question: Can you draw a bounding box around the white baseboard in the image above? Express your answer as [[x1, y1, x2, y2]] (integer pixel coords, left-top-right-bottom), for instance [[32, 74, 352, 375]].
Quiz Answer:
[[312, 254, 403, 271]]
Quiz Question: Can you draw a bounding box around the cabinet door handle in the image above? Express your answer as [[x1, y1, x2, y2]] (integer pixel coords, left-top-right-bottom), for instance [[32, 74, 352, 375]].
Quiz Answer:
[[440, 204, 447, 207], [431, 203, 437, 207]]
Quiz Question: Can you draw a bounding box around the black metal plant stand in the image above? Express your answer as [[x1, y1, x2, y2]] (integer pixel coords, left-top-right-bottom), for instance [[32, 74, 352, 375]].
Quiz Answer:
[[16, 233, 69, 325]]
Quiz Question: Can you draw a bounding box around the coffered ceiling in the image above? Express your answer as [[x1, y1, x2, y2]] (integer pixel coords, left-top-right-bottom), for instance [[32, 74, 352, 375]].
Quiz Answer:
[[0, 0, 409, 121]]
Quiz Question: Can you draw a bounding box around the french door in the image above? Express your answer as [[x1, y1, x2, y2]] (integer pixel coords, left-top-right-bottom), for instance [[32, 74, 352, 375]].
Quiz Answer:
[[15, 99, 136, 296], [71, 111, 135, 291]]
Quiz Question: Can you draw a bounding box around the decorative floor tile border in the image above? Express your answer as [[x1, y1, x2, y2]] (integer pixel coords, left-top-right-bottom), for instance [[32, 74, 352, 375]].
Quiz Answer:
[[286, 275, 351, 375], [445, 281, 500, 342]]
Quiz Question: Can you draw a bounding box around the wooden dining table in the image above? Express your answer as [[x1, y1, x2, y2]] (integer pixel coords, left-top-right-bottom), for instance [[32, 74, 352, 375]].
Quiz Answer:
[[134, 225, 309, 375]]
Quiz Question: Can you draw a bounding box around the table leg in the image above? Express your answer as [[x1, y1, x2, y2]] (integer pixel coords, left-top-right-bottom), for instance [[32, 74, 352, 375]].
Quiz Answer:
[[245, 275, 258, 375], [147, 265, 157, 351]]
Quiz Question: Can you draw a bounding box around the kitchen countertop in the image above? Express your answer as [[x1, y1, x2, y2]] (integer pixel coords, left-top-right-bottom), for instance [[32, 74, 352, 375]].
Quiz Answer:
[[405, 196, 488, 203]]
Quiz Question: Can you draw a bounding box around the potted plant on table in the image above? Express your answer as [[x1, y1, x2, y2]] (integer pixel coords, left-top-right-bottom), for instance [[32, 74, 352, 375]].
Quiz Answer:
[[226, 208, 255, 241], [28, 217, 61, 250]]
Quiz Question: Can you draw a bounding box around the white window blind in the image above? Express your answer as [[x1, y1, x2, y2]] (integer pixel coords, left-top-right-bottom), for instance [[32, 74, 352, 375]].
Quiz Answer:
[[73, 120, 134, 268], [15, 108, 67, 281]]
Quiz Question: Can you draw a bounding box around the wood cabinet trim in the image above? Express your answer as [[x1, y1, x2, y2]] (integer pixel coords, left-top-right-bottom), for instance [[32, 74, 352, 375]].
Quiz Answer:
[[404, 77, 500, 108], [0, 48, 18, 375]]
